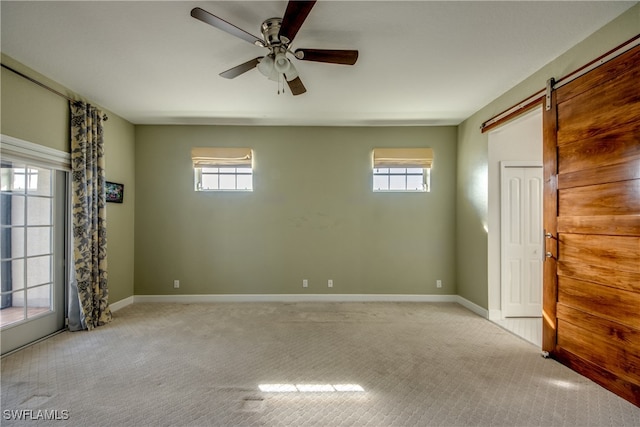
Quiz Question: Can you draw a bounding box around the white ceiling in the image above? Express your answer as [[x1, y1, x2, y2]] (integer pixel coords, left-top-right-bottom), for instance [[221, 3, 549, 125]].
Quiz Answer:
[[1, 1, 636, 126]]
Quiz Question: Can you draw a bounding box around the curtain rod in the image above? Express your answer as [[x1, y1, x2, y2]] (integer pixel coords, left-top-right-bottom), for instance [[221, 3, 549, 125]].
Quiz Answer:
[[1, 63, 108, 121]]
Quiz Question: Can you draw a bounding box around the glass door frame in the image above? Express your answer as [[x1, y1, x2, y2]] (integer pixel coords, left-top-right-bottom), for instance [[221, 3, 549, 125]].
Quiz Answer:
[[0, 134, 71, 355]]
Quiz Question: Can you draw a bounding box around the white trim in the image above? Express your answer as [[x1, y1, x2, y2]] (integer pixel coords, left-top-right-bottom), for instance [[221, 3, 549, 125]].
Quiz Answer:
[[488, 309, 502, 321], [134, 294, 459, 304], [487, 107, 543, 319], [110, 296, 135, 312], [0, 141, 70, 354], [455, 296, 489, 318], [0, 134, 70, 170]]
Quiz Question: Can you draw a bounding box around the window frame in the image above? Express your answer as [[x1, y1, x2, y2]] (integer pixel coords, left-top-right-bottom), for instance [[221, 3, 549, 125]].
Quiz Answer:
[[192, 147, 254, 193], [0, 134, 70, 343], [373, 167, 430, 192], [372, 147, 433, 193], [194, 166, 253, 192]]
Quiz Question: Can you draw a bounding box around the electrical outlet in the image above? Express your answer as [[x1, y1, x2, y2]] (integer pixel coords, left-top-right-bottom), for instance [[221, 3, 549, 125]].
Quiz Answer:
[[174, 280, 180, 289], [328, 279, 333, 288], [303, 279, 308, 288], [436, 280, 442, 288]]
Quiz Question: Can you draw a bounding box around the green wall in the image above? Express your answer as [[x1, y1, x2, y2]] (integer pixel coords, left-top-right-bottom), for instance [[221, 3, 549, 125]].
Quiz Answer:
[[101, 113, 136, 303], [455, 3, 640, 309], [1, 55, 136, 304], [1, 55, 69, 151], [3, 1, 637, 306], [134, 125, 457, 295]]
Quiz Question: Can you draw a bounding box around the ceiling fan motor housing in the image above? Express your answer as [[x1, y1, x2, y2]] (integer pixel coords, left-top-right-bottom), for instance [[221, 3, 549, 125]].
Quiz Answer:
[[261, 18, 285, 47]]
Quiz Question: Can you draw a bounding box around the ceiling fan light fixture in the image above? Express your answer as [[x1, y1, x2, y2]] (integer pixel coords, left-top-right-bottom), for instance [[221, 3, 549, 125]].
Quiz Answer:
[[257, 55, 279, 81], [257, 55, 273, 75], [273, 52, 290, 74], [284, 62, 299, 82]]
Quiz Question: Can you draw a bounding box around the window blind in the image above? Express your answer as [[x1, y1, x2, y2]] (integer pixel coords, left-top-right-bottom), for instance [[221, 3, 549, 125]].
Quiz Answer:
[[191, 147, 252, 167], [373, 148, 433, 168]]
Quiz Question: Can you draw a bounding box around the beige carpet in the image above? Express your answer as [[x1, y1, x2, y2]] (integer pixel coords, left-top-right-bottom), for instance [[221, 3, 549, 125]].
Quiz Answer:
[[1, 302, 638, 426]]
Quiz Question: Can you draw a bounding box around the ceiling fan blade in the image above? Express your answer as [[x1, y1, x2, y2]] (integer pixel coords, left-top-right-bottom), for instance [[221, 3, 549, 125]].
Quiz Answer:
[[191, 7, 265, 47], [294, 49, 358, 65], [219, 57, 263, 79], [279, 0, 317, 44], [286, 77, 307, 96]]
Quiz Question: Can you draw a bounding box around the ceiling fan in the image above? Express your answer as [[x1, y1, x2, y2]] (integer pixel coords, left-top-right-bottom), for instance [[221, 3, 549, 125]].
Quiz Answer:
[[190, 1, 358, 95]]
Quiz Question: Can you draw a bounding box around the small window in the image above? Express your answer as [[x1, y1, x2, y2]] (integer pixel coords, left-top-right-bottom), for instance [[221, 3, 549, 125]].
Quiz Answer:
[[192, 147, 253, 192], [373, 167, 430, 192], [372, 148, 433, 192], [196, 167, 253, 191]]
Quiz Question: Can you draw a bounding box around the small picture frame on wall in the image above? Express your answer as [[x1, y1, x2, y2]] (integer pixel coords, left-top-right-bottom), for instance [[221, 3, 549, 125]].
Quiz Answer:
[[105, 181, 124, 203]]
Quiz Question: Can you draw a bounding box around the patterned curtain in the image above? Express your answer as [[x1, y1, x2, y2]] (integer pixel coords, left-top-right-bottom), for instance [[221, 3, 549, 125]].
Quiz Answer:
[[69, 101, 111, 331]]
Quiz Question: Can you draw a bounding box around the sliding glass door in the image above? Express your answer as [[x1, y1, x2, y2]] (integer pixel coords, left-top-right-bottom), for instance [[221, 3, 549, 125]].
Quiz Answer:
[[0, 159, 67, 354]]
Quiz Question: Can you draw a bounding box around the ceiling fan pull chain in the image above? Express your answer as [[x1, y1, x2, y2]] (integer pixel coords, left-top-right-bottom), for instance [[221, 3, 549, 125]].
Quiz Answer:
[[278, 73, 285, 95]]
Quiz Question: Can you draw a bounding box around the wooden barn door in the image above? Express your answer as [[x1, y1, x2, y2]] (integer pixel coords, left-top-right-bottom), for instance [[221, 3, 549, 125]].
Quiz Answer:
[[542, 44, 640, 405]]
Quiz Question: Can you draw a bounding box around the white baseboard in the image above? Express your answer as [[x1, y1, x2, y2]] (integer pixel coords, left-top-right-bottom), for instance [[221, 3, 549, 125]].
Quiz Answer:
[[119, 294, 489, 319], [488, 309, 502, 321], [133, 294, 459, 304], [454, 296, 489, 318], [110, 296, 134, 312]]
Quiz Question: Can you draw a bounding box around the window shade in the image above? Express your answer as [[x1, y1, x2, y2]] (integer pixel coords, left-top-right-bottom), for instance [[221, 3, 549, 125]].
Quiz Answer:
[[373, 148, 433, 168], [191, 147, 252, 167]]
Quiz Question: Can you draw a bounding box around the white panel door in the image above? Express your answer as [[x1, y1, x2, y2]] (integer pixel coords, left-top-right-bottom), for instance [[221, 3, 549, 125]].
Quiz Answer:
[[501, 165, 543, 317]]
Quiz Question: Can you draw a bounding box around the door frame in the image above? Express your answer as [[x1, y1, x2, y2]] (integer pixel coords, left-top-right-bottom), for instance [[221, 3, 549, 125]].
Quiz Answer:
[[0, 134, 70, 355], [499, 161, 543, 319], [487, 106, 543, 320]]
